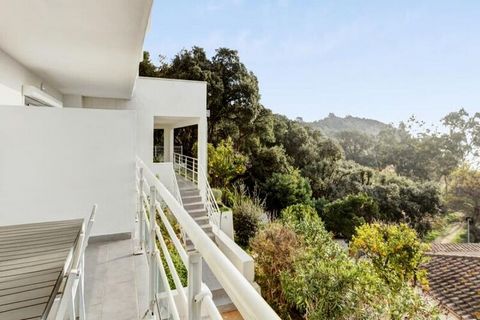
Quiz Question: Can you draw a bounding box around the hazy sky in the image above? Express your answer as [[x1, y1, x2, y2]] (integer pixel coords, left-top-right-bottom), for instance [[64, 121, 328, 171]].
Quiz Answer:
[[144, 0, 479, 125]]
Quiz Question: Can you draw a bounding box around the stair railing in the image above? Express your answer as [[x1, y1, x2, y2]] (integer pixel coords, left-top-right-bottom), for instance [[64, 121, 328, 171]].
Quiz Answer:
[[173, 153, 221, 228], [136, 157, 280, 320]]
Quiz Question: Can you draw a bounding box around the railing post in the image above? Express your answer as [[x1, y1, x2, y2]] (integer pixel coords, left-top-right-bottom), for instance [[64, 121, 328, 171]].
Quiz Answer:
[[185, 157, 188, 179], [138, 168, 145, 253], [192, 160, 196, 184], [147, 186, 156, 318], [188, 252, 202, 320]]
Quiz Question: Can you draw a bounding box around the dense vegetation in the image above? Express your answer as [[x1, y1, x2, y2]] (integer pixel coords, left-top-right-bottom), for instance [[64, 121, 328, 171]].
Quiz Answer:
[[140, 47, 479, 318]]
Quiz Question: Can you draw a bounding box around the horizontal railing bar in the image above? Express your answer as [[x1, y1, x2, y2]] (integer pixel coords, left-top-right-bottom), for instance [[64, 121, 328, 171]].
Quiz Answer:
[[154, 250, 181, 320], [155, 225, 188, 308], [202, 295, 223, 320], [155, 201, 188, 265]]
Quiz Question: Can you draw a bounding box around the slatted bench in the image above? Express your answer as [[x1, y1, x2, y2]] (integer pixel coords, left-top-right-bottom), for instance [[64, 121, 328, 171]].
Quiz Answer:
[[0, 219, 83, 320]]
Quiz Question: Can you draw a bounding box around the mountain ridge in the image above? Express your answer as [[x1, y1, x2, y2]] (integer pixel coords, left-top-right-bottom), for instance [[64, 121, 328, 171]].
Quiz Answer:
[[303, 113, 393, 136]]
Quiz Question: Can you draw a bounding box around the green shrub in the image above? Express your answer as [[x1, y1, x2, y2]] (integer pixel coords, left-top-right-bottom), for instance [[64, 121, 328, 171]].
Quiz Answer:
[[208, 138, 247, 187], [211, 188, 223, 204], [264, 169, 312, 214], [350, 223, 430, 288], [323, 193, 379, 239], [281, 219, 438, 320], [281, 204, 319, 226], [250, 223, 302, 319], [230, 185, 266, 248], [251, 212, 438, 319], [233, 200, 263, 248]]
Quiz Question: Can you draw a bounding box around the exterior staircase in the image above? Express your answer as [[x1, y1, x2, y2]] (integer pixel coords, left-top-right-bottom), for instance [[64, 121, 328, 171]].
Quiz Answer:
[[176, 174, 236, 313], [176, 175, 215, 251]]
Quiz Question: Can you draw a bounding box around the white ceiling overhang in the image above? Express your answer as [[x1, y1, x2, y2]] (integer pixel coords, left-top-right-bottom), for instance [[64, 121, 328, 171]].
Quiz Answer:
[[0, 0, 153, 99]]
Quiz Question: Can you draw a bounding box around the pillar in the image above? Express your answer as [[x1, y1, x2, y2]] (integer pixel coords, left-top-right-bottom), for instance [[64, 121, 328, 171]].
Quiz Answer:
[[163, 127, 174, 162], [197, 118, 208, 201]]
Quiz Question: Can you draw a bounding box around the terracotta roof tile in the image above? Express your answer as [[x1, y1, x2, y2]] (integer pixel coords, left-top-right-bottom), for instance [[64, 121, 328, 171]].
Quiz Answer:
[[425, 244, 480, 319]]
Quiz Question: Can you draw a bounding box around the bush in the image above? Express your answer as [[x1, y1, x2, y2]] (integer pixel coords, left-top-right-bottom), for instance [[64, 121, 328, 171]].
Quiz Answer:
[[365, 172, 442, 236], [281, 204, 319, 226], [280, 218, 438, 319], [322, 193, 379, 239], [250, 223, 302, 318], [350, 223, 430, 289], [211, 188, 223, 204], [230, 185, 266, 248], [251, 211, 438, 319], [208, 138, 247, 187], [264, 169, 312, 214]]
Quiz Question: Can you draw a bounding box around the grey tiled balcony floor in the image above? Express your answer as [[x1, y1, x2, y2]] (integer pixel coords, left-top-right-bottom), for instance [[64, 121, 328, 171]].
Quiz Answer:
[[85, 238, 148, 320]]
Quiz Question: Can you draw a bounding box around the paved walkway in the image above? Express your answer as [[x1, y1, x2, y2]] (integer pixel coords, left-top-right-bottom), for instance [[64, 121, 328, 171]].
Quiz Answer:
[[85, 238, 148, 320]]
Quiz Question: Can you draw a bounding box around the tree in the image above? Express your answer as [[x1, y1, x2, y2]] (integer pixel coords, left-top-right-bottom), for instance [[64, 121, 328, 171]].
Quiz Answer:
[[264, 169, 312, 213], [447, 166, 480, 240], [322, 193, 379, 239], [365, 172, 442, 236], [244, 145, 292, 188], [207, 138, 247, 187], [350, 223, 429, 289], [310, 160, 374, 200], [442, 108, 480, 167], [154, 47, 273, 152], [335, 130, 377, 167], [139, 51, 161, 77]]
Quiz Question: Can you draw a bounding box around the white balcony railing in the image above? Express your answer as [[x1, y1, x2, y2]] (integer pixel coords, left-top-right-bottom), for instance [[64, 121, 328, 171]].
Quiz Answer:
[[50, 205, 97, 320], [173, 153, 221, 228], [154, 146, 183, 162], [136, 157, 280, 320]]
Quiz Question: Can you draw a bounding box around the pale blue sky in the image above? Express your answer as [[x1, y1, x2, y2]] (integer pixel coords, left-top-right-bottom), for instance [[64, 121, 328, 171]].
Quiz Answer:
[[144, 0, 479, 125]]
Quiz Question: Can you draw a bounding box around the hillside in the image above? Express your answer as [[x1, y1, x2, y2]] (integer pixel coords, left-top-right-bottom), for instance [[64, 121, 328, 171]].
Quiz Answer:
[[306, 113, 392, 136]]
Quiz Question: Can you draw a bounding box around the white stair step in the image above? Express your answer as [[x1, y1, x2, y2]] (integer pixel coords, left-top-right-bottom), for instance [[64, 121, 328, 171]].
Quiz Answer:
[[212, 289, 235, 312], [188, 209, 208, 217], [194, 216, 209, 223], [184, 203, 205, 211], [182, 196, 202, 204]]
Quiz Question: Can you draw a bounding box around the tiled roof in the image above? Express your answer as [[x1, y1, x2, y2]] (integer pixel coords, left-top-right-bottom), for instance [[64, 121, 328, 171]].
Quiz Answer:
[[425, 244, 480, 320], [429, 244, 480, 257]]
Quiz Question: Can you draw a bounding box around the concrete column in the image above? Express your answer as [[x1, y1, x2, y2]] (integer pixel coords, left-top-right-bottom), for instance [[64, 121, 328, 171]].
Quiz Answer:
[[163, 127, 174, 162], [197, 118, 208, 201]]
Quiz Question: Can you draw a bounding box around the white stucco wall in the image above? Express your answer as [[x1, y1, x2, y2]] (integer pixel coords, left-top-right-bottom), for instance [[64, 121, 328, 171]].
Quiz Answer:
[[83, 77, 208, 170], [152, 163, 177, 196], [0, 106, 136, 236], [0, 48, 62, 106]]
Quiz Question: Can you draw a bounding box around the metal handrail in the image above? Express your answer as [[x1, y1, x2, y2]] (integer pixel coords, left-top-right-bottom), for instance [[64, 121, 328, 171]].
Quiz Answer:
[[136, 157, 280, 320], [171, 169, 183, 207], [51, 205, 97, 320], [173, 153, 221, 227]]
